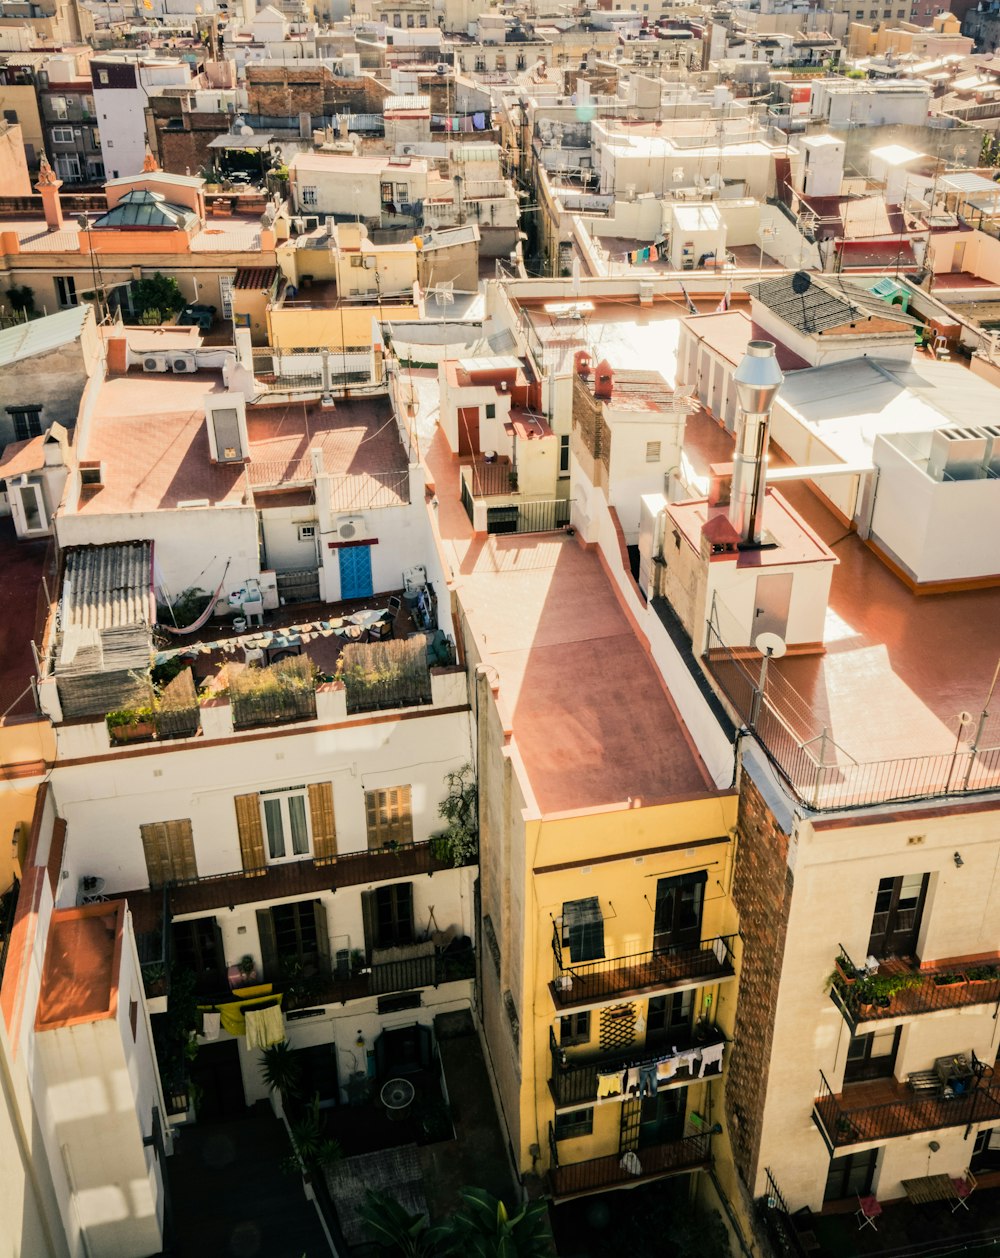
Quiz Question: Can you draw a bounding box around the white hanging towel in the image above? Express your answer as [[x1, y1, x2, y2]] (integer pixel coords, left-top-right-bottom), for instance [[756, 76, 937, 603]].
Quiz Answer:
[[245, 1003, 285, 1050], [201, 1011, 221, 1040], [698, 1041, 725, 1078]]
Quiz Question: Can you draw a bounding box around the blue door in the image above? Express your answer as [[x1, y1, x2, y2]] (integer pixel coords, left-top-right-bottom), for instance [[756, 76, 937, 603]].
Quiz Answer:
[[338, 545, 373, 600]]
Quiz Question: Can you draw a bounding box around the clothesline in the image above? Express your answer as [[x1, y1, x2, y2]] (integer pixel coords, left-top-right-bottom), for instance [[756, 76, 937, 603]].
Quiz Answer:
[[153, 608, 388, 667], [581, 1039, 727, 1102]]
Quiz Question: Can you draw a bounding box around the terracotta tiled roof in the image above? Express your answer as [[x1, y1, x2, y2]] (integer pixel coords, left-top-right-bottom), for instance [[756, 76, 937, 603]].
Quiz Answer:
[[234, 266, 279, 290]]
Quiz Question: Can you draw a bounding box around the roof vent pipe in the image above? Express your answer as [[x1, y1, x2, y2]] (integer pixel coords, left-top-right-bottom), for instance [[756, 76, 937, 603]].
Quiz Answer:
[[729, 340, 783, 546]]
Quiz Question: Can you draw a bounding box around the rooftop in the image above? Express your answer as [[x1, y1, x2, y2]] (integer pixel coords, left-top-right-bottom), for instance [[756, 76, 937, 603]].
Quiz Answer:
[[745, 271, 920, 336], [416, 369, 714, 815], [35, 901, 123, 1031]]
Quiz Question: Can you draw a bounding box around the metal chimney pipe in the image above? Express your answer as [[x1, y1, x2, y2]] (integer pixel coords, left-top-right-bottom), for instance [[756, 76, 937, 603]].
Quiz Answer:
[[729, 340, 784, 546]]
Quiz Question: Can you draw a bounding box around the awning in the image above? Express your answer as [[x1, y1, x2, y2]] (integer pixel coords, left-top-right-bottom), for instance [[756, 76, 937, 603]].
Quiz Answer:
[[208, 133, 276, 150]]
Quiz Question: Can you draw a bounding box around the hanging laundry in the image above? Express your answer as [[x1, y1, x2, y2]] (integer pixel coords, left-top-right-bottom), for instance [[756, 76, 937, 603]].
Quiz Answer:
[[597, 1070, 624, 1099], [656, 1056, 678, 1081], [445, 117, 453, 131], [473, 112, 487, 129], [638, 1063, 658, 1097], [625, 1066, 641, 1094]]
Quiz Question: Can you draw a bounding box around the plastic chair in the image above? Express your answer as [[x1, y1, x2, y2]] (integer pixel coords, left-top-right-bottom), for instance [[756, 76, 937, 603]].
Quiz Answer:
[[856, 1194, 882, 1231], [951, 1170, 976, 1212]]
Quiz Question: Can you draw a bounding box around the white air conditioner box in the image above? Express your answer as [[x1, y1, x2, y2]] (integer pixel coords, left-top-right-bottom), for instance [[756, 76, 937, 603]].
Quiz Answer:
[[172, 355, 198, 373], [337, 516, 364, 540], [143, 355, 169, 373]]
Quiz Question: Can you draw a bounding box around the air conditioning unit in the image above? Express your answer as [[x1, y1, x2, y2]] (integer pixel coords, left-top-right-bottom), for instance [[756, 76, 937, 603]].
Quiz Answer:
[[172, 356, 198, 373], [297, 524, 317, 541], [338, 516, 364, 540], [143, 355, 169, 372], [363, 256, 376, 269]]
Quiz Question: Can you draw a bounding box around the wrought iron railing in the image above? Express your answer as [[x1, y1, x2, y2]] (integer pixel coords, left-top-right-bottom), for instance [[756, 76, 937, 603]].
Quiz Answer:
[[829, 945, 1000, 1032], [549, 1024, 727, 1108], [229, 655, 318, 730], [813, 1068, 1000, 1149], [704, 612, 1000, 811], [547, 1121, 710, 1198], [550, 928, 736, 1007], [756, 1168, 812, 1258], [329, 470, 410, 511]]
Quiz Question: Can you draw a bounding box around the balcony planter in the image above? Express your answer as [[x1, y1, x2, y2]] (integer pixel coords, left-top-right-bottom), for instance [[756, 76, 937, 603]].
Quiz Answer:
[[932, 973, 966, 987], [965, 965, 999, 984], [107, 707, 156, 742], [835, 958, 859, 986]]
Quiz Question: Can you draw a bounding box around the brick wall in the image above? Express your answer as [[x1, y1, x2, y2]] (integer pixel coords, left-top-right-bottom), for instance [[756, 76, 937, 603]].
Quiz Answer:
[[245, 66, 387, 119], [726, 771, 794, 1190]]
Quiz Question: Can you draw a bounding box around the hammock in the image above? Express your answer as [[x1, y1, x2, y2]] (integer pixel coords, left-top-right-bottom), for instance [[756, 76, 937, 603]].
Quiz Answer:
[[159, 561, 231, 635]]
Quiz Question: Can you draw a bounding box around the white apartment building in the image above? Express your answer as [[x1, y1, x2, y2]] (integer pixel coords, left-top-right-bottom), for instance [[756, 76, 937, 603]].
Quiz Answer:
[[91, 56, 194, 181]]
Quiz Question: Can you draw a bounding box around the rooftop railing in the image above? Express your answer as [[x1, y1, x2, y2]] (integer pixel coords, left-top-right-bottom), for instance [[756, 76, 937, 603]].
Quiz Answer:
[[704, 608, 1000, 812], [548, 1122, 710, 1199]]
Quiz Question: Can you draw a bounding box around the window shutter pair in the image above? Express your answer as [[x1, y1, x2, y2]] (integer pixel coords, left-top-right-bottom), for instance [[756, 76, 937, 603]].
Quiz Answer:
[[364, 785, 414, 850], [234, 784, 337, 872], [256, 900, 332, 980], [140, 820, 197, 889]]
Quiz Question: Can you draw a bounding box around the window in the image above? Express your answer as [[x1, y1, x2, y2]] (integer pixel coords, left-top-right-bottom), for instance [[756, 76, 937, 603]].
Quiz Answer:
[[475, 56, 486, 72], [559, 1011, 590, 1046], [554, 1107, 593, 1140], [406, 11, 414, 24], [485, 403, 496, 419], [645, 440, 661, 462], [561, 897, 604, 963], [418, 12, 427, 24], [559, 433, 570, 475], [516, 55, 526, 70], [301, 185, 317, 206], [396, 182, 409, 201], [824, 1148, 878, 1203], [98, 69, 109, 84], [257, 899, 331, 979], [105, 139, 113, 148], [172, 917, 225, 995], [496, 54, 506, 70], [51, 125, 74, 143], [234, 784, 336, 872], [868, 872, 927, 958], [648, 990, 693, 1046], [140, 819, 198, 888], [393, 12, 401, 25], [7, 405, 42, 441], [362, 882, 414, 953], [55, 275, 77, 307], [381, 180, 394, 205], [261, 786, 311, 862], [653, 871, 706, 951], [365, 785, 413, 849], [129, 998, 138, 1041]]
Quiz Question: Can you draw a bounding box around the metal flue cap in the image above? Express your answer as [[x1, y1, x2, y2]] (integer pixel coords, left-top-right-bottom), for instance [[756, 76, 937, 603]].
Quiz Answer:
[[733, 340, 783, 416]]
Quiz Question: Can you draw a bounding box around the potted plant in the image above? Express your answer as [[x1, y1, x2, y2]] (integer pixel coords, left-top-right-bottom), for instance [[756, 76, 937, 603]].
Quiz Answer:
[[106, 705, 156, 742], [932, 972, 966, 987], [237, 954, 258, 985], [965, 964, 999, 984], [854, 972, 921, 1012], [283, 1094, 343, 1181], [835, 955, 861, 985]]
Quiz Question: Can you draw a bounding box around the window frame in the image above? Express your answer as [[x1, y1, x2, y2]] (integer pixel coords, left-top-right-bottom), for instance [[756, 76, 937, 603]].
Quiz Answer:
[[485, 402, 496, 419], [559, 1010, 590, 1046], [561, 897, 605, 963], [260, 785, 313, 864], [51, 125, 75, 144], [554, 1107, 593, 1140], [7, 405, 42, 441], [301, 185, 317, 207], [373, 882, 415, 948], [55, 275, 78, 307], [645, 440, 662, 463]]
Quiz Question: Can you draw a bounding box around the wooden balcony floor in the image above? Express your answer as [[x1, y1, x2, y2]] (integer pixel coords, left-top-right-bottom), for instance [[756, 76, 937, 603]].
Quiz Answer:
[[549, 1134, 710, 1201], [817, 1075, 1000, 1147], [551, 951, 734, 1010]]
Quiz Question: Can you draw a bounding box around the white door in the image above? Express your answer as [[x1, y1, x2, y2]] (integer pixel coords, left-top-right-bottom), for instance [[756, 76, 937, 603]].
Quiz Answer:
[[11, 483, 46, 535]]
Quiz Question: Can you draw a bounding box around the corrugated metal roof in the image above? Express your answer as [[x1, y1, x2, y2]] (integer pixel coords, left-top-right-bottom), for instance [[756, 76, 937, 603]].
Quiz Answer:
[[62, 542, 153, 633], [56, 542, 154, 676], [0, 306, 90, 369]]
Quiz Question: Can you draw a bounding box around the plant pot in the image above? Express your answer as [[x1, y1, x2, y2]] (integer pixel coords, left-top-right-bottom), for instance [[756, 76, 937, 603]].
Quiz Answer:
[[932, 975, 965, 987], [110, 721, 155, 742], [835, 959, 858, 985]]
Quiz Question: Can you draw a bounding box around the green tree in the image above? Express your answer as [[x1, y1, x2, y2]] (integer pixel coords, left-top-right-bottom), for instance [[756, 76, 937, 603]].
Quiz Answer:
[[447, 1188, 551, 1258], [130, 272, 185, 324], [359, 1189, 452, 1258]]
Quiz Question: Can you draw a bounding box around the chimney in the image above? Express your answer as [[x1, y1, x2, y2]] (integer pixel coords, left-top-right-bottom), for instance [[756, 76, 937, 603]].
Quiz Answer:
[[35, 157, 64, 233], [574, 349, 591, 377], [728, 341, 783, 546], [594, 359, 614, 400]]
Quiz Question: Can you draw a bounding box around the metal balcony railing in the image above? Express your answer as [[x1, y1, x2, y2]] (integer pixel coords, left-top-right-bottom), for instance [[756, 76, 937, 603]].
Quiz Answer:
[[551, 927, 736, 1008], [549, 1024, 727, 1108], [830, 944, 1000, 1033], [547, 1121, 710, 1199], [813, 1068, 1000, 1149]]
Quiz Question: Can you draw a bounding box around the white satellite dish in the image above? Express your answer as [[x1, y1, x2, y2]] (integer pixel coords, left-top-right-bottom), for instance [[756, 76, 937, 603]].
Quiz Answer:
[[754, 632, 787, 658]]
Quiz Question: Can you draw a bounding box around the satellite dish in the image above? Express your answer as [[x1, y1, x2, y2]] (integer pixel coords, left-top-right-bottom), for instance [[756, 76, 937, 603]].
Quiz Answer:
[[791, 272, 811, 295], [959, 711, 973, 725], [755, 632, 787, 658]]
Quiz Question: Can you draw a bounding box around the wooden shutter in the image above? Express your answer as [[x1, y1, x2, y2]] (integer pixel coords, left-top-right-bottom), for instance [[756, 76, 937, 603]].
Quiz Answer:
[[166, 819, 197, 882], [361, 889, 377, 963], [140, 823, 169, 890], [313, 900, 332, 975], [235, 793, 267, 876], [364, 785, 414, 850], [140, 820, 197, 889], [308, 782, 337, 865], [256, 908, 279, 981]]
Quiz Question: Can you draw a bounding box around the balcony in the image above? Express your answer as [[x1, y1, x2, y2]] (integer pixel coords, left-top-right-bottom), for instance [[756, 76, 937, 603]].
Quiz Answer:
[[830, 945, 1000, 1034], [549, 1024, 727, 1109], [124, 837, 473, 925], [550, 927, 735, 1010], [813, 1068, 1000, 1150], [547, 1124, 710, 1201]]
